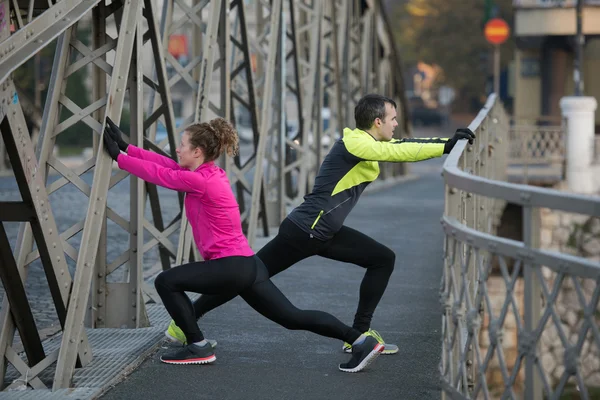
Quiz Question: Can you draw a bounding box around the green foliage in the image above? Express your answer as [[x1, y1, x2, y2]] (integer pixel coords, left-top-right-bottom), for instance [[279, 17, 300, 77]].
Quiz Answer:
[[120, 107, 131, 137], [567, 223, 581, 248], [57, 69, 94, 148], [581, 217, 595, 234], [56, 23, 94, 148], [558, 385, 600, 399], [390, 0, 515, 108]]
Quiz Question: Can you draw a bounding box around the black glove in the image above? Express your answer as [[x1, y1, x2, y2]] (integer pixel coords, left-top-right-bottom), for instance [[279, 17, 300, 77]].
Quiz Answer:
[[443, 128, 476, 154], [105, 117, 129, 152], [103, 129, 121, 161]]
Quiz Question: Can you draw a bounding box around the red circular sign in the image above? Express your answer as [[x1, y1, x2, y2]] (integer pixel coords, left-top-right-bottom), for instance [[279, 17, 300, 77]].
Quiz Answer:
[[484, 18, 510, 45]]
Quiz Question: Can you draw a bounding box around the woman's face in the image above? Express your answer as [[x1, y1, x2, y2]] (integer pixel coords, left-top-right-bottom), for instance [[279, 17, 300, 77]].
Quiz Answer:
[[176, 131, 202, 169]]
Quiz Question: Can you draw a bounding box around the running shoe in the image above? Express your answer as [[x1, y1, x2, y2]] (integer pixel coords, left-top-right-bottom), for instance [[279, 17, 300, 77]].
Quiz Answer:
[[338, 336, 384, 372], [160, 343, 216, 365], [342, 329, 398, 354], [165, 320, 217, 348]]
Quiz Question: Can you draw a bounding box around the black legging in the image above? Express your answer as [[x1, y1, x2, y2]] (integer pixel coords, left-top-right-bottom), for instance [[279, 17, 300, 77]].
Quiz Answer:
[[191, 218, 395, 333], [154, 255, 361, 345]]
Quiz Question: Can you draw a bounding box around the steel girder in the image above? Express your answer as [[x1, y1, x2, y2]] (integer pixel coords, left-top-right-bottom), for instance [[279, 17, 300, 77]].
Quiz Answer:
[[0, 0, 407, 390]]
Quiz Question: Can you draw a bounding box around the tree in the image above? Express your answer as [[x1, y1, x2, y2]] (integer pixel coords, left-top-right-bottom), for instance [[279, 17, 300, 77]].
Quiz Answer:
[[13, 40, 57, 137], [390, 0, 515, 111], [57, 23, 94, 149]]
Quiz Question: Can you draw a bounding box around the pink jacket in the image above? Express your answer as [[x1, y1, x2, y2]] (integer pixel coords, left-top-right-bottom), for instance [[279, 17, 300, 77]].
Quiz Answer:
[[117, 145, 254, 261]]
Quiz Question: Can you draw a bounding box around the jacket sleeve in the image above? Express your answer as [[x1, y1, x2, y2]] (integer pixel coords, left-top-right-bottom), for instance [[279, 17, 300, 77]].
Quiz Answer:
[[344, 136, 448, 162], [117, 154, 205, 194], [126, 145, 184, 170]]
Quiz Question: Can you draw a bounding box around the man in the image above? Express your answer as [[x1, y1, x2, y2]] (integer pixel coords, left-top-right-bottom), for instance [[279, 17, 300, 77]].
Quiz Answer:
[[165, 93, 475, 354]]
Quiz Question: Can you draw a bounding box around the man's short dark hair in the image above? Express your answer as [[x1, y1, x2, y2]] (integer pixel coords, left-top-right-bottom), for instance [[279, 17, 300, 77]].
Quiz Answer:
[[354, 94, 397, 130]]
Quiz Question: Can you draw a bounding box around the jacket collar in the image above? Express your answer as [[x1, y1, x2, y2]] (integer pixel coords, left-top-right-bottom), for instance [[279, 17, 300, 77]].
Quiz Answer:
[[343, 127, 377, 141], [193, 161, 215, 172]]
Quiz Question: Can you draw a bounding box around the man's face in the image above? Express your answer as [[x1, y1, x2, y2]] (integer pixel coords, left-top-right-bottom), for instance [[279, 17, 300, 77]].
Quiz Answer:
[[373, 103, 398, 141]]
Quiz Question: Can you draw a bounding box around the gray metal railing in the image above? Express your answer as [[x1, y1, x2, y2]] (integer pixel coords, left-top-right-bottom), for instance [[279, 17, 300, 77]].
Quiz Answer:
[[514, 0, 600, 7], [508, 116, 565, 184], [440, 94, 600, 399]]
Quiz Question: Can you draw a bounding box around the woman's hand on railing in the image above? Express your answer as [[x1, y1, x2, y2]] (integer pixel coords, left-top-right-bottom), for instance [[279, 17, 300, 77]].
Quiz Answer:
[[443, 128, 476, 154], [103, 128, 122, 161], [106, 117, 130, 152]]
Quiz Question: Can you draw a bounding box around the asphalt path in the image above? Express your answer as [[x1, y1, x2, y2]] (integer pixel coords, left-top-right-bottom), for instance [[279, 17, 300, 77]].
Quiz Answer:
[[100, 156, 447, 400]]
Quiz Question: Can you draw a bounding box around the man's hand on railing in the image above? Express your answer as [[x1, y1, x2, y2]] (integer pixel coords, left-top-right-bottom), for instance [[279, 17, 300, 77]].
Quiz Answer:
[[443, 128, 476, 154]]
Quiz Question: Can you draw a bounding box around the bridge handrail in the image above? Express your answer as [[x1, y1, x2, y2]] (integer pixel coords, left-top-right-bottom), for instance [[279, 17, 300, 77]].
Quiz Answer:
[[440, 93, 600, 399], [443, 95, 600, 217]]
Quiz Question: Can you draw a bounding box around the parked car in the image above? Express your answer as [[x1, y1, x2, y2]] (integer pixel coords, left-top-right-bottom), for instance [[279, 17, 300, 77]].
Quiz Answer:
[[411, 107, 447, 126], [409, 96, 447, 127]]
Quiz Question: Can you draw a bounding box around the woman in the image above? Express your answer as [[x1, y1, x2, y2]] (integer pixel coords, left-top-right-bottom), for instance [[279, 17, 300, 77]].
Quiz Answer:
[[102, 116, 383, 372]]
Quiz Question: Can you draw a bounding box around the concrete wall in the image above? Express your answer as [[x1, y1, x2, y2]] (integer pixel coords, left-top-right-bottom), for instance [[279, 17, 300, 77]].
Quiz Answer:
[[515, 7, 600, 36], [539, 205, 600, 390], [480, 202, 600, 396]]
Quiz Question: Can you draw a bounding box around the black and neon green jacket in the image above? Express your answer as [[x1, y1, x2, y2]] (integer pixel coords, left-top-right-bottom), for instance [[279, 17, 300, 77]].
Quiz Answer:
[[286, 127, 448, 240]]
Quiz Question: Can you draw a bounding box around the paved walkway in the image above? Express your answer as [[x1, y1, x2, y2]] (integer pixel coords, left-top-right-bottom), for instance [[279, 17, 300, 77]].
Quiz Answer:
[[0, 122, 454, 399], [98, 157, 447, 400]]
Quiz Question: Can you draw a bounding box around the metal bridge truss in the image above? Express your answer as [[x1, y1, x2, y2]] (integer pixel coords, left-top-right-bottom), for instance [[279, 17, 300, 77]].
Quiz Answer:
[[0, 0, 408, 390]]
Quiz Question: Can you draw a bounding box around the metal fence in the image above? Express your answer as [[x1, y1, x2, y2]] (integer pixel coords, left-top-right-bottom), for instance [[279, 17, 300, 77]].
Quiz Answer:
[[509, 116, 565, 164], [507, 116, 565, 185], [440, 94, 600, 399]]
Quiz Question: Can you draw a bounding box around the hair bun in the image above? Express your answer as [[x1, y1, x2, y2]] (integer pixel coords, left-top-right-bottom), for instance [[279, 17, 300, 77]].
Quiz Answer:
[[184, 118, 239, 161]]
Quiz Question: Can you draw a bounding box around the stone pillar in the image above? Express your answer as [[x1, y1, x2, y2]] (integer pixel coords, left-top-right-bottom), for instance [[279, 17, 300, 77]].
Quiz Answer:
[[560, 96, 598, 194]]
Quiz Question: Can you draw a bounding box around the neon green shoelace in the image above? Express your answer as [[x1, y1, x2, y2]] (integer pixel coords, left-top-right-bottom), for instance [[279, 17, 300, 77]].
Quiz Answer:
[[366, 329, 384, 344]]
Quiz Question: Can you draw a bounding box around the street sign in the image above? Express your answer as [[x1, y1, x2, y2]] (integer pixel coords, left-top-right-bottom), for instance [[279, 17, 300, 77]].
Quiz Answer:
[[484, 18, 510, 45]]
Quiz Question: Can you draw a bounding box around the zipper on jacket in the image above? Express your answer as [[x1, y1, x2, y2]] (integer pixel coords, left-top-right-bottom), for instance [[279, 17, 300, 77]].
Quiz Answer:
[[323, 198, 351, 216], [311, 210, 324, 229], [310, 198, 352, 230]]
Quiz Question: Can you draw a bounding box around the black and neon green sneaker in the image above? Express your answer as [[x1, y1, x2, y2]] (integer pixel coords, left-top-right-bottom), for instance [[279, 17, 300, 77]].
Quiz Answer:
[[339, 336, 384, 372], [342, 329, 398, 355], [160, 342, 216, 365], [164, 320, 218, 348]]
